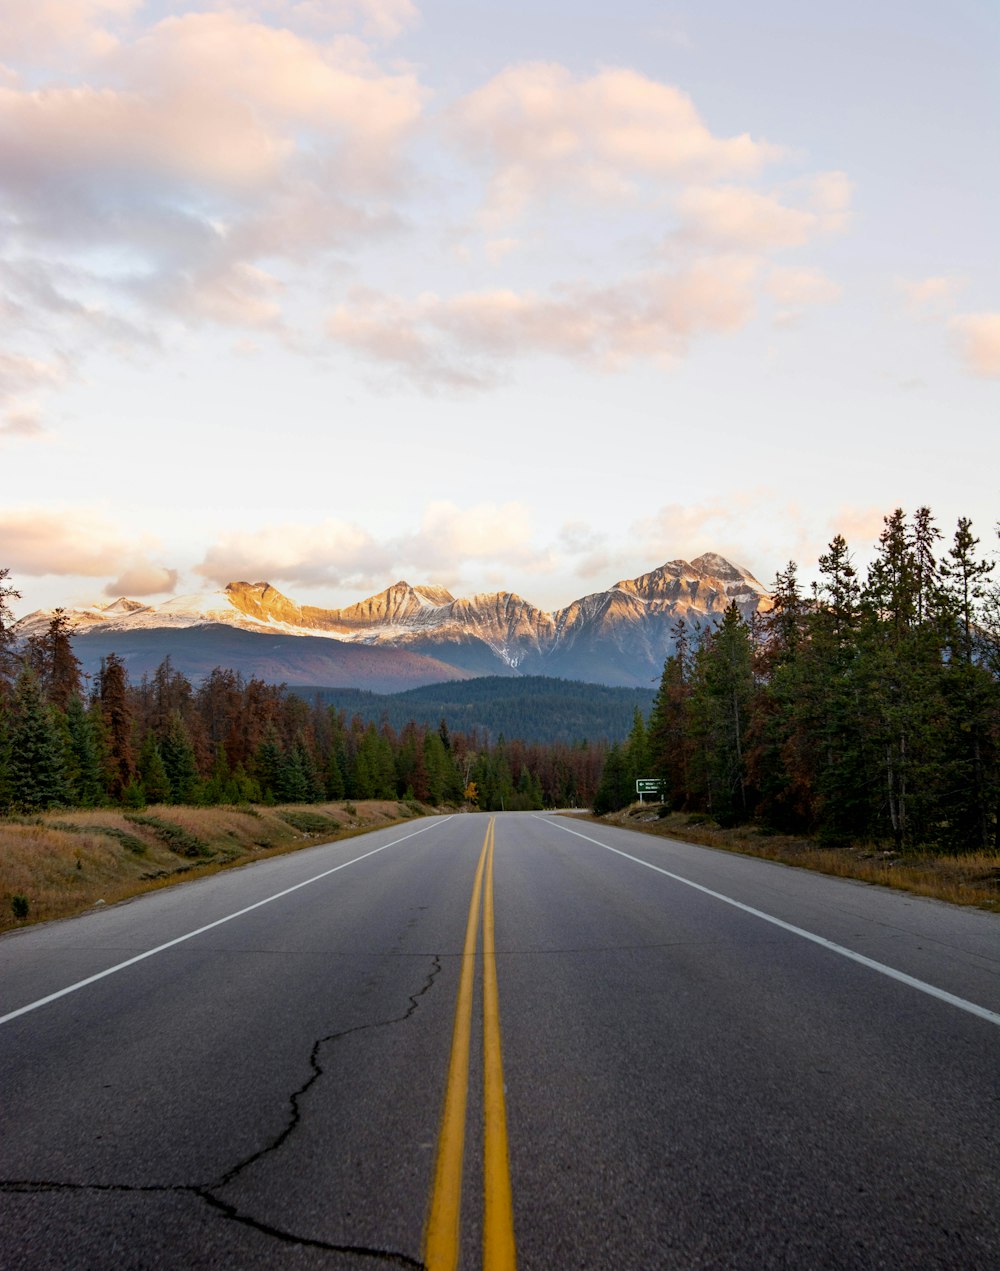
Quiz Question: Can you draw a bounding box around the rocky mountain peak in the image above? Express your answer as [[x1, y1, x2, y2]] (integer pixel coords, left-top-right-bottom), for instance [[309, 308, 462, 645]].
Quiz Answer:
[[12, 552, 773, 688]]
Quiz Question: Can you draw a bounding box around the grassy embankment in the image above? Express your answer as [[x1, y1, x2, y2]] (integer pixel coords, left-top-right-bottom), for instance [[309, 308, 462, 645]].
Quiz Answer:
[[589, 806, 1000, 913], [0, 800, 435, 935]]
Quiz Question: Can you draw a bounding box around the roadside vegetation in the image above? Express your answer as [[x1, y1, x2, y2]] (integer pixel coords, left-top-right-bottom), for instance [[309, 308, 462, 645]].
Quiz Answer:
[[0, 799, 431, 934], [594, 509, 1000, 869], [589, 804, 1000, 913]]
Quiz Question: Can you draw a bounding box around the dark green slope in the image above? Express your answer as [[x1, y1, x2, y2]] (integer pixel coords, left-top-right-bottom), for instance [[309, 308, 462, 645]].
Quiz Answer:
[[289, 676, 656, 745]]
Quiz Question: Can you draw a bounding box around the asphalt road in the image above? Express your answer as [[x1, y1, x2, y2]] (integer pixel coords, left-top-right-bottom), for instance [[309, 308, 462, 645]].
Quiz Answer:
[[1, 812, 998, 1269]]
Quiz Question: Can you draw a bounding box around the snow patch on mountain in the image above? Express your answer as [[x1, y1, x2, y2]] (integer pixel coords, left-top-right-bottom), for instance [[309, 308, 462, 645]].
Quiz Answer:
[[13, 556, 772, 678]]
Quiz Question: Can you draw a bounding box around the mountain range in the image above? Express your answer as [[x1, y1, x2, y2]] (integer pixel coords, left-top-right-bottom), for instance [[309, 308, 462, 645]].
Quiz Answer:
[[14, 553, 772, 690]]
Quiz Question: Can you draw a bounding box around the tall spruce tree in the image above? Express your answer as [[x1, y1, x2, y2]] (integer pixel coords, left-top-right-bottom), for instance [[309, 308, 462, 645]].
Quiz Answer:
[[7, 668, 70, 809], [64, 694, 105, 807], [98, 653, 135, 799], [693, 602, 754, 825], [160, 710, 199, 803]]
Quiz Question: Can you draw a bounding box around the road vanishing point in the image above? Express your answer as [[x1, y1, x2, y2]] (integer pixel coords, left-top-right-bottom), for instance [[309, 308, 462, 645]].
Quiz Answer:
[[2, 812, 998, 1269]]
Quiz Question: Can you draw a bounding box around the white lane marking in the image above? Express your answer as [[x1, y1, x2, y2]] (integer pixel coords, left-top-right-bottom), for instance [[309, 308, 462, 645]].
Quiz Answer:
[[544, 818, 1000, 1029], [0, 819, 450, 1027]]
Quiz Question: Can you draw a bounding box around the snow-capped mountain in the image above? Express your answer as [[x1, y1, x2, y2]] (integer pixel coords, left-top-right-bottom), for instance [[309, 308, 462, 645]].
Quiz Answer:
[[14, 554, 772, 689]]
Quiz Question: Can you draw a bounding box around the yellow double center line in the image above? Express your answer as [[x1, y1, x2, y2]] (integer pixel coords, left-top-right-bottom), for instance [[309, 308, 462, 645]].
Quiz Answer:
[[424, 817, 517, 1271]]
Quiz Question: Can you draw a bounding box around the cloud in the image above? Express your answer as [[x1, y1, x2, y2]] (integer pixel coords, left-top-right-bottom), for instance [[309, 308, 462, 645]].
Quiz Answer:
[[766, 267, 842, 307], [0, 352, 67, 436], [0, 351, 66, 400], [250, 0, 421, 41], [1, 409, 46, 439], [0, 15, 424, 197], [0, 0, 140, 61], [676, 186, 817, 250], [0, 507, 172, 583], [328, 257, 760, 388], [195, 518, 390, 588], [103, 563, 178, 597], [196, 501, 544, 593], [0, 8, 426, 354], [899, 274, 966, 313], [949, 312, 1000, 378], [450, 63, 784, 221], [404, 501, 538, 570]]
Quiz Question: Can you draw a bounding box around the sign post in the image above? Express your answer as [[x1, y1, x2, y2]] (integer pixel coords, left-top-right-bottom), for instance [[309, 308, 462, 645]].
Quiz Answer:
[[635, 778, 663, 805]]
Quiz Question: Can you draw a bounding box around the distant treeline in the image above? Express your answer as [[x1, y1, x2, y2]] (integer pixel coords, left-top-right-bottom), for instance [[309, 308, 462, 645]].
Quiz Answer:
[[288, 677, 656, 746], [595, 509, 1000, 854], [0, 584, 606, 813]]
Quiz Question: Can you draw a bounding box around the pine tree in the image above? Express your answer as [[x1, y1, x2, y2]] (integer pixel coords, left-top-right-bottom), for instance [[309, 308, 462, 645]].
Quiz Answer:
[[64, 694, 105, 807], [27, 610, 82, 710], [693, 602, 754, 825], [936, 518, 998, 851], [859, 509, 948, 849], [138, 730, 172, 804], [160, 710, 198, 803], [592, 743, 632, 814], [254, 727, 284, 802], [648, 623, 694, 810], [7, 668, 70, 809], [98, 653, 135, 799]]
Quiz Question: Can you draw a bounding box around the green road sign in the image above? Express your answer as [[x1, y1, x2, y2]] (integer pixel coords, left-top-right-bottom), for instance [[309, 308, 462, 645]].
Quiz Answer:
[[635, 779, 663, 794]]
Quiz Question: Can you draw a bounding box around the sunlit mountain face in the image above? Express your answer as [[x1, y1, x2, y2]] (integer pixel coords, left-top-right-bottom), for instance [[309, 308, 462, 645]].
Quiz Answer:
[[14, 555, 772, 689]]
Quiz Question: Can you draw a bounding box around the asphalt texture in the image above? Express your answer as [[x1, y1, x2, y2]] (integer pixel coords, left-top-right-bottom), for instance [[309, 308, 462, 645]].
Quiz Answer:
[[1, 811, 998, 1269]]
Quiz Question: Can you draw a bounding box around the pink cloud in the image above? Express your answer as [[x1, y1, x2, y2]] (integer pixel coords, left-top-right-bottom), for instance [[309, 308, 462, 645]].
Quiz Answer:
[[766, 266, 842, 308], [103, 563, 179, 597], [328, 257, 760, 388], [0, 507, 172, 581], [950, 312, 1000, 377], [450, 63, 784, 221]]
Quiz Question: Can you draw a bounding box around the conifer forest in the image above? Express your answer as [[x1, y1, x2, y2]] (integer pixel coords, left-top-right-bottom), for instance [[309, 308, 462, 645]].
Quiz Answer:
[[595, 508, 1000, 854], [3, 507, 1000, 848]]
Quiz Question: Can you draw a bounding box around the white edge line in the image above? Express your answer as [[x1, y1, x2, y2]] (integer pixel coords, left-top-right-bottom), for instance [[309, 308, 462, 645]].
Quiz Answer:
[[543, 817, 1000, 1029], [0, 817, 451, 1028]]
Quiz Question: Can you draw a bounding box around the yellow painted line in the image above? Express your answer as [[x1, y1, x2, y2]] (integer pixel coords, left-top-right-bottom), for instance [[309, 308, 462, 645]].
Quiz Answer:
[[482, 817, 517, 1270], [424, 822, 491, 1271], [424, 817, 518, 1270]]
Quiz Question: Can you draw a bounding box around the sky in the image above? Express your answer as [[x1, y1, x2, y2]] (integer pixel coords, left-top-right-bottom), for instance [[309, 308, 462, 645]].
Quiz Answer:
[[1, 0, 998, 619]]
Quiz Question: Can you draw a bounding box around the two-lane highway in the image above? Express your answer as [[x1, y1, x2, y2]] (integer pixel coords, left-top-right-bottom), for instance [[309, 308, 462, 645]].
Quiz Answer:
[[2, 812, 998, 1268]]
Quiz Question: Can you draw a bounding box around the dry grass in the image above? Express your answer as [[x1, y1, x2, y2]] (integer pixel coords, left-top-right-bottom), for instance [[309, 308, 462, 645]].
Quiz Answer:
[[581, 807, 1000, 913], [0, 800, 434, 934]]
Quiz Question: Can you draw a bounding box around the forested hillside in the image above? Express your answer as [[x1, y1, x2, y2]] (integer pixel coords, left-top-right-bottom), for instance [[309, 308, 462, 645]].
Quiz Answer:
[[595, 509, 1000, 855], [4, 506, 999, 836], [0, 576, 605, 813], [288, 677, 656, 745]]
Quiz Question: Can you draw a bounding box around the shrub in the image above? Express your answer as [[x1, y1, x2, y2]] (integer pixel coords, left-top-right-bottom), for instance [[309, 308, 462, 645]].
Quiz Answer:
[[278, 810, 339, 834], [11, 894, 29, 920], [124, 814, 211, 858]]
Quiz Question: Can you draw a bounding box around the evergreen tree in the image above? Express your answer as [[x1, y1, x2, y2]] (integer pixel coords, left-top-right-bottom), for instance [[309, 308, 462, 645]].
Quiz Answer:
[[592, 743, 633, 814], [26, 610, 82, 710], [138, 730, 172, 804], [253, 727, 285, 803], [160, 710, 198, 803], [64, 694, 106, 807], [859, 509, 947, 849], [7, 668, 70, 809], [693, 603, 754, 825], [648, 623, 694, 810], [98, 653, 135, 799]]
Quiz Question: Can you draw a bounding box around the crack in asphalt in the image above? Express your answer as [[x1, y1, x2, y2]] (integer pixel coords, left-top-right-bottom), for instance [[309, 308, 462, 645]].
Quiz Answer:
[[1, 954, 442, 1268]]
